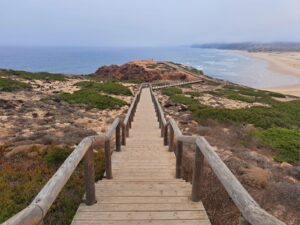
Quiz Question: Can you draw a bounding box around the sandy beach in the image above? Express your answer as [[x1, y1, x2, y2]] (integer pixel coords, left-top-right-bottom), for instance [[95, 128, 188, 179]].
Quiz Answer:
[[236, 51, 300, 97]]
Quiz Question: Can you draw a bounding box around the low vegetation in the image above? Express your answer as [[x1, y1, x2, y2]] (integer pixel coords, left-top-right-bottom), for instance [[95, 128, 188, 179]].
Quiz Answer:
[[0, 146, 105, 224], [256, 128, 300, 163], [76, 81, 132, 96], [168, 84, 300, 163], [58, 89, 128, 109], [209, 85, 286, 104], [0, 69, 67, 81], [161, 87, 182, 96], [0, 78, 31, 92]]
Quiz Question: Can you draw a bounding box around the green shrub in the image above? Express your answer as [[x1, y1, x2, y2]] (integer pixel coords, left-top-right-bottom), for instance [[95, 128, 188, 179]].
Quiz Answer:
[[0, 69, 66, 81], [123, 79, 143, 84], [169, 94, 300, 130], [0, 78, 31, 92], [45, 147, 73, 165], [222, 85, 287, 103], [185, 91, 203, 97], [256, 128, 300, 163], [58, 89, 127, 109], [162, 87, 182, 96], [76, 81, 132, 96]]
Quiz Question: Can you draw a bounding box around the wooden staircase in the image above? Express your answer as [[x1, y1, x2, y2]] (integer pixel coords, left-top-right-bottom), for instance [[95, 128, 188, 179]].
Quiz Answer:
[[71, 88, 211, 225]]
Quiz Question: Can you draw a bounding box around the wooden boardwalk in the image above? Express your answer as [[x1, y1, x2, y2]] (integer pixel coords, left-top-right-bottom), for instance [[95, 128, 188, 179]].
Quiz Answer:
[[72, 88, 211, 225]]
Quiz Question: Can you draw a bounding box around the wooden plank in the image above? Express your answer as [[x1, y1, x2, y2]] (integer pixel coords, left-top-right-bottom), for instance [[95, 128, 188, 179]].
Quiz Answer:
[[95, 190, 191, 197], [72, 220, 211, 225], [77, 203, 205, 212], [95, 185, 190, 191], [95, 196, 190, 204], [73, 211, 208, 220]]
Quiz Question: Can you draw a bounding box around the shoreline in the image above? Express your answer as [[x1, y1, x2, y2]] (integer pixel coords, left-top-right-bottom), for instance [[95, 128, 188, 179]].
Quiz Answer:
[[233, 50, 300, 97]]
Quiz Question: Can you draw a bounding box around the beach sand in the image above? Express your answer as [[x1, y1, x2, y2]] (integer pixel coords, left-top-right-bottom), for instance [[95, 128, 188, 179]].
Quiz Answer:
[[235, 51, 300, 97], [266, 84, 300, 97]]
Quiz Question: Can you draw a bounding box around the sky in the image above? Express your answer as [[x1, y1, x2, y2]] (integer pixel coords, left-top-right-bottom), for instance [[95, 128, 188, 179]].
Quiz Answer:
[[0, 0, 299, 47]]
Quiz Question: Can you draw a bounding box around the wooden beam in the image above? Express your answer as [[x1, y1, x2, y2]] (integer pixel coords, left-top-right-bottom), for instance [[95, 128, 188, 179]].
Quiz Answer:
[[83, 146, 96, 205], [169, 126, 174, 152], [191, 144, 204, 202], [105, 139, 112, 179], [116, 123, 121, 152], [176, 140, 183, 179]]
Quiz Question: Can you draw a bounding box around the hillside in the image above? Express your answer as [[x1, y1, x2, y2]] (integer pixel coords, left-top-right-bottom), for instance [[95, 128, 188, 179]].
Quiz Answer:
[[1, 63, 300, 225], [155, 77, 300, 225], [0, 69, 138, 224]]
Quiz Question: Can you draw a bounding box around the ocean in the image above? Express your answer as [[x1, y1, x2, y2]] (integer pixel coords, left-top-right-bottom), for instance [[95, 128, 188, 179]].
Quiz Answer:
[[0, 46, 299, 88]]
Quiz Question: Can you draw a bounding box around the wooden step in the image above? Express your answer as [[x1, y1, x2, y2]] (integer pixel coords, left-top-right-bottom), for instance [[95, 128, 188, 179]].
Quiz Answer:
[[95, 190, 191, 197], [73, 211, 208, 220], [77, 203, 204, 212], [72, 220, 211, 225]]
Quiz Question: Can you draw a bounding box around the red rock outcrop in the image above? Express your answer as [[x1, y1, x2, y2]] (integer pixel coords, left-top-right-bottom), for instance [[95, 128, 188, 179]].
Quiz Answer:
[[93, 61, 198, 82]]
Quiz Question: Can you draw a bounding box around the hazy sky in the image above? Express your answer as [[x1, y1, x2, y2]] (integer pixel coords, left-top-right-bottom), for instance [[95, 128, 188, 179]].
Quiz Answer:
[[0, 0, 299, 46]]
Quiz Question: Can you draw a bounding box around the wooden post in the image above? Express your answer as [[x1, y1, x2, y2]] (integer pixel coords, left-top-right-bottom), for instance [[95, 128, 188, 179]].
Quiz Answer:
[[160, 122, 164, 137], [121, 123, 126, 145], [169, 126, 174, 152], [164, 124, 168, 146], [116, 123, 121, 152], [129, 117, 132, 128], [191, 145, 204, 202], [176, 140, 183, 179], [157, 110, 161, 125], [126, 124, 129, 137], [83, 146, 96, 205], [105, 139, 112, 179]]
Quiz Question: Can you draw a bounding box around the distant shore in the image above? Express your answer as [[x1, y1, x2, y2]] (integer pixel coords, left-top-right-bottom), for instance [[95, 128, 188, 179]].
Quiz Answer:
[[234, 50, 300, 97]]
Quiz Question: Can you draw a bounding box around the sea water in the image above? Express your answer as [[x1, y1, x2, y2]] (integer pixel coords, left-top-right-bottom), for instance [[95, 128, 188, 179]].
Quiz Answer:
[[0, 46, 299, 88]]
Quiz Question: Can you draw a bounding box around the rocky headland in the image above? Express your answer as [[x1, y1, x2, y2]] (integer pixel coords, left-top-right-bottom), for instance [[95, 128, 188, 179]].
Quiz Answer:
[[93, 60, 202, 81]]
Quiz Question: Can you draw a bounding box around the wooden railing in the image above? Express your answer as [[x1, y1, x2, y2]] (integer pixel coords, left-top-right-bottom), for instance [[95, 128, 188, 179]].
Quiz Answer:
[[2, 85, 143, 225], [149, 84, 286, 225], [152, 79, 203, 90]]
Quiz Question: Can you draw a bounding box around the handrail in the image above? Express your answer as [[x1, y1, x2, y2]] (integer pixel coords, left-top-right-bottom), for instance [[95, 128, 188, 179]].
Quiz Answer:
[[152, 79, 203, 90], [2, 84, 144, 225], [149, 84, 286, 225]]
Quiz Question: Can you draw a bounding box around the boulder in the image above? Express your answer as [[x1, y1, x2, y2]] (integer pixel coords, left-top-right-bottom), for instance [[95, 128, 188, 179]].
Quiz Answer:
[[5, 144, 47, 158]]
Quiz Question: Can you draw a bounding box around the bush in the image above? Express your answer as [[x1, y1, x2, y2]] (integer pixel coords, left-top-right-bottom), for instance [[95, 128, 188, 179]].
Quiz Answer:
[[169, 92, 300, 164], [256, 128, 300, 163], [0, 78, 31, 92], [185, 91, 203, 97], [76, 81, 132, 96], [45, 147, 73, 165], [162, 87, 182, 96], [170, 94, 300, 130], [0, 147, 105, 224], [58, 89, 127, 109], [0, 69, 66, 81]]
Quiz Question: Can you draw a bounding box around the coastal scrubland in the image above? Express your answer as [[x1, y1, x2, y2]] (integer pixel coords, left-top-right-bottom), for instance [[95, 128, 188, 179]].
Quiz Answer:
[[1, 61, 300, 225], [158, 75, 300, 224], [0, 69, 137, 224]]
